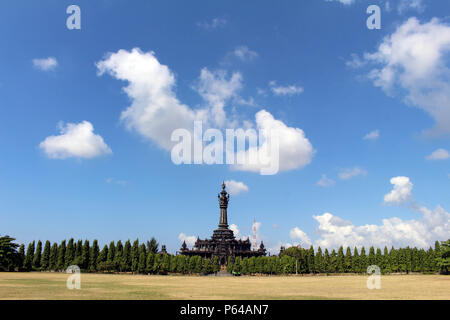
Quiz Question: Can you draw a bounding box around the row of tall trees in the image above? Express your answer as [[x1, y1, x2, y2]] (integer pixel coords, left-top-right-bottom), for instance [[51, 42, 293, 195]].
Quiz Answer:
[[230, 242, 448, 275], [2, 235, 449, 275]]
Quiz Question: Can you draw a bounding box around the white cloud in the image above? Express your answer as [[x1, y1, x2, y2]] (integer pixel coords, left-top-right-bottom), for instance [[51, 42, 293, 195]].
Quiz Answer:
[[269, 81, 304, 96], [363, 129, 380, 140], [32, 57, 58, 71], [178, 233, 196, 247], [39, 121, 112, 159], [326, 0, 355, 5], [195, 68, 243, 127], [289, 227, 312, 247], [316, 174, 335, 187], [338, 167, 367, 180], [426, 148, 449, 160], [359, 18, 450, 136], [224, 180, 249, 195], [97, 48, 314, 174], [312, 206, 449, 249], [232, 110, 314, 173], [384, 176, 413, 205], [96, 48, 203, 150], [197, 17, 227, 30], [233, 46, 258, 61]]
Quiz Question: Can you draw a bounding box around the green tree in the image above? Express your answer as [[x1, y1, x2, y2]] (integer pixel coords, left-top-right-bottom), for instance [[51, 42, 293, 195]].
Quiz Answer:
[[248, 256, 256, 274], [330, 249, 337, 273], [323, 249, 330, 273], [226, 256, 233, 273], [114, 240, 123, 271], [131, 239, 139, 272], [160, 254, 170, 274], [98, 245, 108, 266], [434, 241, 442, 273], [307, 245, 315, 273], [32, 240, 42, 270], [376, 248, 383, 271], [336, 246, 345, 273], [122, 240, 132, 272], [389, 247, 398, 273], [233, 257, 241, 273], [81, 240, 90, 270], [24, 241, 35, 271], [352, 247, 360, 273], [368, 246, 376, 267], [147, 238, 159, 254], [315, 247, 323, 273], [41, 240, 51, 270], [90, 240, 99, 272], [0, 235, 19, 271], [74, 240, 82, 266], [241, 257, 249, 274], [18, 244, 25, 271], [152, 253, 161, 274], [212, 256, 220, 274], [146, 252, 155, 274], [49, 243, 58, 270], [56, 240, 66, 270], [383, 246, 391, 274], [436, 239, 450, 274], [344, 247, 352, 273], [107, 241, 116, 264], [65, 238, 75, 267], [360, 247, 367, 273], [138, 244, 147, 273], [202, 258, 212, 274]]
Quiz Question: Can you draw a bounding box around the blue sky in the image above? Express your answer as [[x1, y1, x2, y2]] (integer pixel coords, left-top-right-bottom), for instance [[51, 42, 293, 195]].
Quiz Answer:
[[1, 0, 449, 253]]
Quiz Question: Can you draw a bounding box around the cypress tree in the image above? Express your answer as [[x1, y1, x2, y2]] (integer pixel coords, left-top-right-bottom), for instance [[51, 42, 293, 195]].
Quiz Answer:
[[49, 243, 58, 270], [307, 245, 315, 273], [202, 258, 212, 274], [131, 239, 139, 272], [65, 238, 75, 267], [146, 252, 155, 274], [383, 246, 391, 274], [389, 246, 398, 272], [107, 241, 116, 264], [98, 245, 108, 265], [315, 247, 323, 273], [18, 244, 25, 271], [169, 255, 177, 273], [147, 237, 159, 254], [233, 257, 241, 273], [81, 240, 90, 270], [56, 240, 66, 270], [323, 249, 330, 273], [330, 249, 337, 273], [352, 247, 360, 273], [90, 240, 99, 272], [248, 256, 256, 274], [114, 240, 123, 271], [152, 253, 161, 274], [138, 244, 147, 273], [160, 254, 170, 274], [344, 247, 352, 273], [32, 240, 42, 270], [122, 240, 131, 272], [368, 246, 376, 266], [376, 248, 383, 270], [241, 257, 249, 274], [194, 256, 203, 273], [41, 240, 51, 270], [336, 246, 345, 273], [360, 247, 367, 273], [226, 256, 233, 273], [74, 240, 82, 265]]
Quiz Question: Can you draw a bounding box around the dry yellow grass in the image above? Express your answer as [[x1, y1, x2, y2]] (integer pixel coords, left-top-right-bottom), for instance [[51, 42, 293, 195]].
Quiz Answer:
[[0, 272, 448, 300]]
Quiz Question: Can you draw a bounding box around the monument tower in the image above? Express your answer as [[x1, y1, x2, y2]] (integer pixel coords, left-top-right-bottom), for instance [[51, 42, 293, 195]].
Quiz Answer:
[[180, 182, 266, 265]]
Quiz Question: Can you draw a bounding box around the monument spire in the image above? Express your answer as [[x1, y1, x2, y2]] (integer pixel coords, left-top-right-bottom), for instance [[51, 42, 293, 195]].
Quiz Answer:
[[218, 181, 230, 229]]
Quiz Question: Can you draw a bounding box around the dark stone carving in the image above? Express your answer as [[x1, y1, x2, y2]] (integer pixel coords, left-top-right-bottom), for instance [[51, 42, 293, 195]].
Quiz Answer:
[[180, 182, 266, 265]]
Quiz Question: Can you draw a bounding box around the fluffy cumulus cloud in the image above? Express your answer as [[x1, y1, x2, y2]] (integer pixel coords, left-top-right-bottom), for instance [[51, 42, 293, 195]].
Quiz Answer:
[[354, 18, 450, 136], [39, 121, 112, 159], [338, 167, 367, 180], [363, 129, 379, 141], [312, 207, 449, 249], [32, 57, 58, 71], [224, 180, 249, 196], [232, 110, 314, 174], [96, 48, 202, 150], [426, 148, 449, 160], [384, 176, 413, 205], [178, 233, 196, 247], [195, 68, 243, 127], [289, 176, 449, 249], [289, 227, 312, 247], [269, 81, 304, 96], [97, 48, 314, 174]]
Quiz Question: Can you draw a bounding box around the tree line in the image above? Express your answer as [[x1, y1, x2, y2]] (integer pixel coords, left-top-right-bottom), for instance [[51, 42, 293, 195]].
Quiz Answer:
[[1, 235, 449, 275]]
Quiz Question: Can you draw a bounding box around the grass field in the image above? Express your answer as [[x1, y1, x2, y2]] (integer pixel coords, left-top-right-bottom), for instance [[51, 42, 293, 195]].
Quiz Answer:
[[0, 272, 448, 300]]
